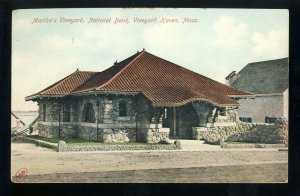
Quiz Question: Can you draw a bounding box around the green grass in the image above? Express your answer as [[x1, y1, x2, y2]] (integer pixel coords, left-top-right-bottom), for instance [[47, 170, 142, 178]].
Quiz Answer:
[[27, 135, 95, 144], [67, 142, 155, 146], [26, 135, 159, 146], [226, 141, 256, 144]]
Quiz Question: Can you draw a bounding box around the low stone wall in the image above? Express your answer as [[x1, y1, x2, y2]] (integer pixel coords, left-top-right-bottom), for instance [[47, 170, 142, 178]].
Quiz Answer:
[[227, 118, 288, 144], [138, 128, 170, 143], [199, 126, 241, 144], [58, 140, 181, 152], [220, 142, 287, 149], [200, 117, 288, 144], [11, 136, 58, 151]]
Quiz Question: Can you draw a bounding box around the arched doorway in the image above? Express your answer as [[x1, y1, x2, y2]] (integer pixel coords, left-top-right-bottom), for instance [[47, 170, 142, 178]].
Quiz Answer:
[[177, 103, 199, 139], [82, 103, 95, 123], [162, 104, 199, 139]]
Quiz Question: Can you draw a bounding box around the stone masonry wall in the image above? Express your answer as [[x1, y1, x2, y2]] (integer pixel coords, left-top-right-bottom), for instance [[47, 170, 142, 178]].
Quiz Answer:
[[102, 129, 136, 143], [36, 94, 172, 143], [227, 117, 288, 144], [76, 125, 100, 141], [191, 102, 214, 126], [214, 109, 238, 123], [37, 122, 76, 138], [138, 128, 170, 143], [200, 117, 288, 144]]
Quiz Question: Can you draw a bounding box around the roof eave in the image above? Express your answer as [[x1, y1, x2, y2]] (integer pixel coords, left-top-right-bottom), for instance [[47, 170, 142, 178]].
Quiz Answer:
[[227, 94, 256, 98], [152, 97, 239, 108], [25, 94, 65, 101]]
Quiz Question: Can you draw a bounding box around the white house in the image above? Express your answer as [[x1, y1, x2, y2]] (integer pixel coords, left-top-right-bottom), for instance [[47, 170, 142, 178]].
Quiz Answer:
[[225, 58, 289, 123]]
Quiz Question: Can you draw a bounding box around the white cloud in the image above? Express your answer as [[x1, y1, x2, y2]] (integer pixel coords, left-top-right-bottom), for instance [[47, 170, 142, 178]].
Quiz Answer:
[[142, 23, 206, 67], [213, 15, 248, 49], [251, 29, 288, 59]]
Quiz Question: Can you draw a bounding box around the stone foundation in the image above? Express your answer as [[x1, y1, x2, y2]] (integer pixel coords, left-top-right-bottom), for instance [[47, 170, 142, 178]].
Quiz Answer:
[[138, 127, 170, 143], [76, 125, 100, 141], [192, 127, 208, 140], [37, 123, 76, 138], [103, 129, 136, 143]]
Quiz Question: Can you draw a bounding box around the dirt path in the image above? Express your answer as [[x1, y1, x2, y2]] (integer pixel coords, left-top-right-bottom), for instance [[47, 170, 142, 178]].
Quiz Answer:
[[14, 163, 287, 183], [11, 143, 288, 181]]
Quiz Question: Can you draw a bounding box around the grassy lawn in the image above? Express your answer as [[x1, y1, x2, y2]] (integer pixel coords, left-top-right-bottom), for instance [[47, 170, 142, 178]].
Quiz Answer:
[[226, 141, 256, 144], [27, 135, 97, 144], [26, 135, 157, 146]]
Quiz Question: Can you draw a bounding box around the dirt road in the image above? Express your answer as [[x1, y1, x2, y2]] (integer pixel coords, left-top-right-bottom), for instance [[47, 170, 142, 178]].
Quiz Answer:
[[11, 143, 288, 183]]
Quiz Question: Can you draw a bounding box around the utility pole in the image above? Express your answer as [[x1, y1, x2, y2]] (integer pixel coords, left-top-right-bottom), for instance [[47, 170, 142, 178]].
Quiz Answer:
[[58, 103, 61, 139], [96, 101, 99, 141]]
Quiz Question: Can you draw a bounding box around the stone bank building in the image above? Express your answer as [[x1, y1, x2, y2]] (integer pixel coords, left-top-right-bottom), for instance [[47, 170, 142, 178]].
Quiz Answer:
[[26, 50, 252, 143]]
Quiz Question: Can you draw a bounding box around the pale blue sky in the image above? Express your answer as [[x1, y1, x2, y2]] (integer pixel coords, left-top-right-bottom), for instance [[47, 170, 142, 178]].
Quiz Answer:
[[12, 8, 289, 111]]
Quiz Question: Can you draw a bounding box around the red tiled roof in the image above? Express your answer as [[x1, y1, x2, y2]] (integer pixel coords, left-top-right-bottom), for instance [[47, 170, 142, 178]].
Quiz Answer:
[[26, 51, 253, 106], [26, 70, 96, 100], [74, 52, 141, 92]]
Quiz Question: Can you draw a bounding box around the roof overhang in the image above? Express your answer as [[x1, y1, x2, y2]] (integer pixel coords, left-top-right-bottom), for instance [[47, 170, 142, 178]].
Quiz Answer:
[[227, 94, 256, 99], [151, 97, 240, 108], [25, 94, 65, 101], [26, 90, 140, 101], [254, 93, 283, 97]]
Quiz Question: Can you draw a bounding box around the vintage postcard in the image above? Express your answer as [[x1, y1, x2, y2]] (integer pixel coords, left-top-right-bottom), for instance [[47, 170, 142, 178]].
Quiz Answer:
[[11, 8, 288, 183]]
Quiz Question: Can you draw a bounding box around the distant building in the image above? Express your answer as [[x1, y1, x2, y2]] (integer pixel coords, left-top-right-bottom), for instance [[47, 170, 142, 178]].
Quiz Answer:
[[11, 112, 25, 131], [225, 58, 289, 123]]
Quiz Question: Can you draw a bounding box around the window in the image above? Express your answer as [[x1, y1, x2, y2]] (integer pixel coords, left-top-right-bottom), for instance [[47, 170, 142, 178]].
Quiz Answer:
[[219, 107, 226, 116], [119, 100, 126, 117], [42, 104, 46, 122], [164, 108, 167, 119], [265, 117, 277, 124], [63, 103, 71, 122], [84, 103, 95, 123], [239, 117, 252, 123]]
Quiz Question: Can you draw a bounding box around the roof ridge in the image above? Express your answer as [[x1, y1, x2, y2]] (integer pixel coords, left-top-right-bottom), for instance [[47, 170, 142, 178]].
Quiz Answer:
[[96, 51, 145, 90], [71, 71, 102, 93], [236, 57, 289, 76], [249, 57, 288, 64], [244, 58, 288, 69]]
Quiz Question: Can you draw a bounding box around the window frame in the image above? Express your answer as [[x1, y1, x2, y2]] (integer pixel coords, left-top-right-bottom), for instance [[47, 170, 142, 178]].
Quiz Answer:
[[219, 107, 227, 116], [63, 103, 71, 122], [265, 116, 277, 124], [239, 117, 252, 123], [119, 100, 127, 117], [84, 103, 95, 123]]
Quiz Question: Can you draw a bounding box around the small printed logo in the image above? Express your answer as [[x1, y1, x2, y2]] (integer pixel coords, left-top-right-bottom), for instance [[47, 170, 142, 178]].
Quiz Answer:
[[14, 168, 28, 182]]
